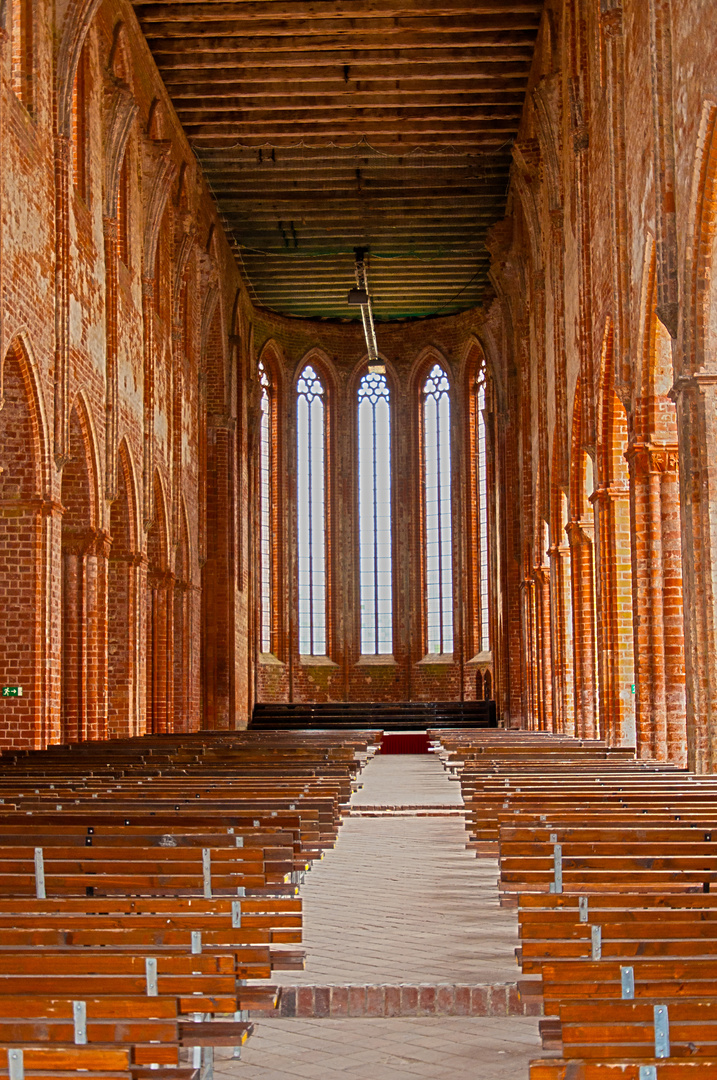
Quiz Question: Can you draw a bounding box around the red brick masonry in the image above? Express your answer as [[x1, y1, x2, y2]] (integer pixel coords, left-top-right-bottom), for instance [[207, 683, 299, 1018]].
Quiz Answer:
[[269, 984, 542, 1019]]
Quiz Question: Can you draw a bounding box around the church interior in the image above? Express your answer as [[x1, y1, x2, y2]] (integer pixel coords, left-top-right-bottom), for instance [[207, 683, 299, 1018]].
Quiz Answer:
[[1, 0, 717, 1076]]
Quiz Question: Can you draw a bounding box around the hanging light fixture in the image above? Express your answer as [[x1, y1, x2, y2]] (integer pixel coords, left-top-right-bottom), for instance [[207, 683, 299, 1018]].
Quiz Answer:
[[348, 247, 385, 374]]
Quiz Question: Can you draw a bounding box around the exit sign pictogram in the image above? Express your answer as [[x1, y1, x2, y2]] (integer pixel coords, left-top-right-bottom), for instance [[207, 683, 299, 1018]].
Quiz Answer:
[[2, 687, 22, 697]]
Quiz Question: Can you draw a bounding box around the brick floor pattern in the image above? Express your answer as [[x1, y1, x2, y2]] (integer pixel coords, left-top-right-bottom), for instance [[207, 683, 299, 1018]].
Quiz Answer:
[[231, 754, 541, 1078], [216, 1016, 542, 1080]]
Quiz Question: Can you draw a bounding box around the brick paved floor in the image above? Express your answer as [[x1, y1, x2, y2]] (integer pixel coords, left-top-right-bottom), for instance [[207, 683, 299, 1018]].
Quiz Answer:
[[276, 755, 518, 985], [228, 754, 541, 1079], [350, 753, 464, 806], [216, 1016, 542, 1079]]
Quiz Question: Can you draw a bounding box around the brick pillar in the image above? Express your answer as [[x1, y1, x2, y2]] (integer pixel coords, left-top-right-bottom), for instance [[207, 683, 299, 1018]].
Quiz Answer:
[[89, 531, 110, 741], [61, 542, 84, 743], [630, 434, 686, 764], [629, 440, 687, 763], [549, 538, 574, 735], [593, 484, 635, 747], [104, 216, 119, 502], [203, 417, 235, 729], [53, 133, 71, 469], [147, 569, 174, 734], [520, 576, 537, 730], [134, 554, 148, 736], [567, 520, 599, 739], [173, 579, 191, 733], [533, 565, 553, 731], [142, 278, 155, 527]]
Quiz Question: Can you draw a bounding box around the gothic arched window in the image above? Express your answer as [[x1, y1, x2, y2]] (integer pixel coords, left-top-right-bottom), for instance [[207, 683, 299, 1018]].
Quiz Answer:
[[476, 366, 490, 652], [259, 360, 272, 653], [358, 371, 392, 655], [422, 363, 453, 654], [297, 365, 327, 656]]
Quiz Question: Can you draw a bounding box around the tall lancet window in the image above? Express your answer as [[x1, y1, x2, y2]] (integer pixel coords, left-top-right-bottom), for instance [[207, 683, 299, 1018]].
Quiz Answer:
[[297, 365, 327, 656], [476, 368, 490, 652], [259, 361, 272, 653], [423, 363, 453, 654], [358, 371, 392, 655]]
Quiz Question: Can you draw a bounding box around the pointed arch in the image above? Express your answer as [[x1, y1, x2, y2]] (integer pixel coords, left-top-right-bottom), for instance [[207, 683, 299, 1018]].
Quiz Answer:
[[595, 321, 635, 747], [357, 366, 393, 656], [550, 432, 574, 734], [173, 497, 193, 733], [257, 341, 285, 658], [628, 240, 687, 763], [682, 100, 717, 376], [108, 439, 141, 737], [57, 0, 103, 138], [463, 338, 492, 662], [568, 376, 599, 739], [146, 471, 173, 734], [0, 336, 49, 749], [60, 396, 103, 744], [296, 356, 331, 657], [417, 355, 454, 656]]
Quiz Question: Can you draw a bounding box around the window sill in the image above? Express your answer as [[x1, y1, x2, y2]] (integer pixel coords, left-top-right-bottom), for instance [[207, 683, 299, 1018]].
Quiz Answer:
[[299, 654, 339, 668], [416, 652, 454, 666], [259, 653, 285, 667], [466, 650, 492, 666], [355, 655, 398, 667]]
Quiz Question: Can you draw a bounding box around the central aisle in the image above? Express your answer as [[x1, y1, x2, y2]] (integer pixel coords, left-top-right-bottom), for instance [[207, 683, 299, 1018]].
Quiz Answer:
[[216, 750, 542, 1080], [275, 754, 518, 985]]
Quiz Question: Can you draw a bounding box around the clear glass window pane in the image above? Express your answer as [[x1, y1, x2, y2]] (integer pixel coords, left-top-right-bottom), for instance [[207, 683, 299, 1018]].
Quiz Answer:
[[259, 361, 272, 653], [297, 365, 327, 656], [477, 376, 490, 653], [423, 363, 453, 654], [358, 372, 392, 656]]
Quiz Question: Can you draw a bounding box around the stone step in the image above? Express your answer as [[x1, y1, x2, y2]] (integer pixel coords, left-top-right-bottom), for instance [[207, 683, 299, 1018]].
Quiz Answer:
[[261, 983, 543, 1019]]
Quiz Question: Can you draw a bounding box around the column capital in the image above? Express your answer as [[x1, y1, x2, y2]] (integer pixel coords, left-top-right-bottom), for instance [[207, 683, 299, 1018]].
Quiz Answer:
[[625, 441, 679, 474], [670, 371, 717, 401]]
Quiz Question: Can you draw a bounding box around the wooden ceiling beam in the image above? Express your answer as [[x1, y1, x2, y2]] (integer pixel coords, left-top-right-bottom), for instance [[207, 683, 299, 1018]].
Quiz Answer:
[[140, 21, 538, 42], [134, 3, 541, 24], [131, 0, 536, 321], [191, 136, 514, 149], [166, 83, 526, 101], [172, 100, 520, 118], [180, 120, 518, 138], [150, 42, 533, 65], [173, 94, 524, 112], [176, 105, 522, 125], [209, 188, 509, 202], [161, 69, 530, 89]]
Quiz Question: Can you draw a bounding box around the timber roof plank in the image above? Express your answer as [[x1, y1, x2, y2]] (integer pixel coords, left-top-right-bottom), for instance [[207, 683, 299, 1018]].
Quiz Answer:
[[132, 0, 543, 320]]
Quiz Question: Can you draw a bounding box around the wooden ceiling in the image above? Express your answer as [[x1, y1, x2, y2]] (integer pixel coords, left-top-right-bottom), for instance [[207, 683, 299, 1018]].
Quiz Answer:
[[133, 0, 544, 321]]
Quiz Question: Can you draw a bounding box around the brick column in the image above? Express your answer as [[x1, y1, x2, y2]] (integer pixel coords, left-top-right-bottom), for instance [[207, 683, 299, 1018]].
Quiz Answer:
[[203, 416, 235, 729], [520, 576, 537, 730], [666, 373, 714, 769], [593, 483, 635, 747], [533, 564, 553, 732], [61, 540, 84, 743], [173, 578, 191, 733], [104, 216, 119, 501], [626, 443, 685, 763], [548, 537, 574, 735], [567, 520, 598, 740], [86, 531, 110, 741], [147, 569, 174, 734]]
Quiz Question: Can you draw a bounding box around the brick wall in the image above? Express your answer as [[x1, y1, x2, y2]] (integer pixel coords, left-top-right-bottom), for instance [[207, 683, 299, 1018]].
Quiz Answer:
[[3, 0, 717, 765], [485, 0, 717, 768]]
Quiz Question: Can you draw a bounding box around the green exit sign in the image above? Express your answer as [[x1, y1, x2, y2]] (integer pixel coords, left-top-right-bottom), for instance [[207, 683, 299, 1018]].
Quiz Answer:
[[2, 687, 22, 698]]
